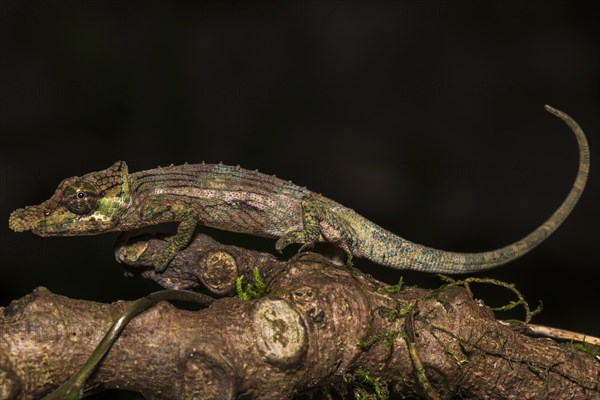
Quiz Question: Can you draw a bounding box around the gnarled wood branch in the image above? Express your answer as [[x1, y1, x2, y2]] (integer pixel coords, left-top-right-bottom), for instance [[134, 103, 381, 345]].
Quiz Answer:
[[1, 234, 599, 399]]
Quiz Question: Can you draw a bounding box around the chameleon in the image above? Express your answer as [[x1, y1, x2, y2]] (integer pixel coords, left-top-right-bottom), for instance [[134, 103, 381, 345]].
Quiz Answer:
[[9, 105, 589, 275]]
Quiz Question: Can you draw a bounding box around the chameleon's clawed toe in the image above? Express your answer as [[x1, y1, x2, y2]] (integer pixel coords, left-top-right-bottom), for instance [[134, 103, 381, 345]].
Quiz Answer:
[[298, 242, 316, 253], [275, 235, 294, 253]]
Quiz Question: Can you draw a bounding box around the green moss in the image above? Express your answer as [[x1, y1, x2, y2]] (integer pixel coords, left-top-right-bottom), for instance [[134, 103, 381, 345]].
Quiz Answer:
[[381, 302, 414, 323], [236, 267, 267, 301], [356, 330, 404, 351], [436, 275, 542, 324], [354, 368, 389, 400], [384, 277, 404, 294], [564, 341, 600, 358]]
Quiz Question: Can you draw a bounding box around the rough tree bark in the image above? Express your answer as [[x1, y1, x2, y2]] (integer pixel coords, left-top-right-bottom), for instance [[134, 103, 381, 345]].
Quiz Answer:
[[1, 233, 599, 400]]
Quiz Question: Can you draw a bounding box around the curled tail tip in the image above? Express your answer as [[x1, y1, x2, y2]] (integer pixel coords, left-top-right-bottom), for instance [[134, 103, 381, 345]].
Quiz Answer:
[[544, 105, 581, 129], [544, 104, 567, 119], [544, 105, 588, 149]]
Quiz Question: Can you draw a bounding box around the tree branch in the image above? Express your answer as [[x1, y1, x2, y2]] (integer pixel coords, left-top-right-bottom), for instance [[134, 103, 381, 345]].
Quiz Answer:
[[1, 234, 599, 399]]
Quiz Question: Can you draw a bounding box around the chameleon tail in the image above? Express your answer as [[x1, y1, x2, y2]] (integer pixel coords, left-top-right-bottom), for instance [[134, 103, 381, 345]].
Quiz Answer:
[[354, 105, 589, 274]]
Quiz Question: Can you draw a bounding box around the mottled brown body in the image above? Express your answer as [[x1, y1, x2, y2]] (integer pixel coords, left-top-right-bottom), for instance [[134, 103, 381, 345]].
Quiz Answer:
[[9, 106, 589, 274], [122, 163, 309, 237]]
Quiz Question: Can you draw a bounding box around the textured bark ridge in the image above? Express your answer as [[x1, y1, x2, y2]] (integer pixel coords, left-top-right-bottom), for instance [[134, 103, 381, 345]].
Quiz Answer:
[[1, 234, 599, 400]]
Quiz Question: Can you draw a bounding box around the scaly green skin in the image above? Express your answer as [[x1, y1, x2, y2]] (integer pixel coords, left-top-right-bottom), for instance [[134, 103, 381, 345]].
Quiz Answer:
[[9, 106, 589, 274]]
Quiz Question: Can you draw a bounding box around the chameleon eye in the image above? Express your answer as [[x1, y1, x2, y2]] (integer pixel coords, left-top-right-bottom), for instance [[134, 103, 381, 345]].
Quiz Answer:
[[63, 181, 100, 215]]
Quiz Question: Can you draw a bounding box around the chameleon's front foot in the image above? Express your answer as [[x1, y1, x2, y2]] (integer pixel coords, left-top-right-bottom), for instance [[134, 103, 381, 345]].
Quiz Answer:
[[153, 215, 198, 273], [152, 235, 188, 273], [154, 253, 173, 273]]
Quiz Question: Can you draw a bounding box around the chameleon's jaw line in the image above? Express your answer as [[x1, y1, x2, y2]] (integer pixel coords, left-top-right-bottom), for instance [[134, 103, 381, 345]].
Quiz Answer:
[[9, 206, 70, 236], [8, 207, 37, 233], [9, 205, 121, 237]]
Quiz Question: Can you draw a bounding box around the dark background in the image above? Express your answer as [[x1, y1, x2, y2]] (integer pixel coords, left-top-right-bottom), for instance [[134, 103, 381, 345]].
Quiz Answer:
[[1, 1, 598, 399]]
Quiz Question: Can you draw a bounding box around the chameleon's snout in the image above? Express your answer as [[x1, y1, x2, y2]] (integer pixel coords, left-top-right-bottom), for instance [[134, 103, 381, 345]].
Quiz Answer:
[[8, 207, 41, 232]]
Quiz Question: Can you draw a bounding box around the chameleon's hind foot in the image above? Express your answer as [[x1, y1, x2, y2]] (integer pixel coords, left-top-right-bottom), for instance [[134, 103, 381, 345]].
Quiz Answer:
[[275, 229, 319, 253], [275, 194, 324, 254]]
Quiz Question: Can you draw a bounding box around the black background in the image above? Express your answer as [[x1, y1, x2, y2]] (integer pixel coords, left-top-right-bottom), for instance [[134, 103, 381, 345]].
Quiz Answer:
[[1, 1, 598, 399]]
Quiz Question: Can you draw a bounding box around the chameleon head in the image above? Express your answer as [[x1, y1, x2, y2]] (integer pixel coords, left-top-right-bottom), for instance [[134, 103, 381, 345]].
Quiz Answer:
[[9, 161, 131, 236]]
